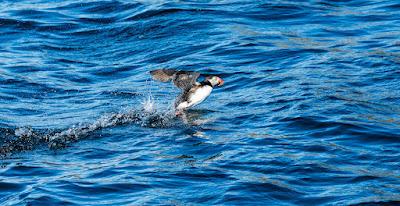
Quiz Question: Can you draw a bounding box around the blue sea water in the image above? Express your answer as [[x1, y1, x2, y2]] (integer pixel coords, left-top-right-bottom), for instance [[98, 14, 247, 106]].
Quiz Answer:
[[1, 0, 400, 205]]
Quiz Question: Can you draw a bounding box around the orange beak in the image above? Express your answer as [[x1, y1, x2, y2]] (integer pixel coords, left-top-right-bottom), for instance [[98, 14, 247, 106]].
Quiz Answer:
[[218, 77, 224, 86]]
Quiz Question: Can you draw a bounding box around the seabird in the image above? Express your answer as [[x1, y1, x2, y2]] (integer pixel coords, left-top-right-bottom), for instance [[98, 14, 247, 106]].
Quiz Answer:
[[150, 69, 224, 114]]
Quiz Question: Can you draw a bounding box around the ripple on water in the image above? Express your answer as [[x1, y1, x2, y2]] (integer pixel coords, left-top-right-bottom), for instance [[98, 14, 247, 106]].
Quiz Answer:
[[1, 0, 400, 205]]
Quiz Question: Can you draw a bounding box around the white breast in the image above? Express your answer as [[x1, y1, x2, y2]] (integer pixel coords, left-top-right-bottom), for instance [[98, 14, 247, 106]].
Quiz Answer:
[[190, 86, 213, 106], [176, 86, 213, 110]]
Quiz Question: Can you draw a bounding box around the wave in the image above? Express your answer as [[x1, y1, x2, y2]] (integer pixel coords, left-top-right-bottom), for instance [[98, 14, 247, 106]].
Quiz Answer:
[[0, 96, 176, 157]]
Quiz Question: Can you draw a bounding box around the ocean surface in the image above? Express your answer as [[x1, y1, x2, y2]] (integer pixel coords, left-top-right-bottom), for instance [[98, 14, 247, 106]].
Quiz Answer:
[[1, 0, 399, 205]]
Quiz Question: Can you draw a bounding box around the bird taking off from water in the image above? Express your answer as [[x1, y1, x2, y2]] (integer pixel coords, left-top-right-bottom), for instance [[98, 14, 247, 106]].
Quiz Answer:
[[150, 69, 224, 114]]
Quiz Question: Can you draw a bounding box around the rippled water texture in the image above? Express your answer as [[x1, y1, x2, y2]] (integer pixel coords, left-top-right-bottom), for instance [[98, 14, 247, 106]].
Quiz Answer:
[[1, 0, 400, 205]]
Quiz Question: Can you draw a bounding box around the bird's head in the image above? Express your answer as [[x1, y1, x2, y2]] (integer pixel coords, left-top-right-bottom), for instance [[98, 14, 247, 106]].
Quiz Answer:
[[206, 76, 224, 87]]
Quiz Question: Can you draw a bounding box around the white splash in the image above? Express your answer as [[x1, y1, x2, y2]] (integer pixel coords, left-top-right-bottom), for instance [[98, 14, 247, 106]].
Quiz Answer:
[[15, 126, 34, 137], [141, 95, 155, 113], [46, 94, 177, 147]]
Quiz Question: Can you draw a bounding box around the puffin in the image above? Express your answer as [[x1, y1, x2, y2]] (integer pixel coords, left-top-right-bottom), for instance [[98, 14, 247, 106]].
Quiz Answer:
[[150, 69, 224, 114]]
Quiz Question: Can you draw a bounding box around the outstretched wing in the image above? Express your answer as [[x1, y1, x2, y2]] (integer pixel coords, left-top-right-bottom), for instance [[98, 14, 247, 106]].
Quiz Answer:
[[149, 69, 177, 82], [150, 69, 200, 90]]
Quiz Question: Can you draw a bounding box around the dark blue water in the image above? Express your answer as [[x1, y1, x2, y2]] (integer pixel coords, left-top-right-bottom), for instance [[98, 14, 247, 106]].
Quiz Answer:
[[1, 0, 400, 205]]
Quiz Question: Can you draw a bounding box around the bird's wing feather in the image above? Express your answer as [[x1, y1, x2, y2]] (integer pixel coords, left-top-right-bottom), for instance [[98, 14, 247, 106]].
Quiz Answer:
[[150, 69, 177, 82], [150, 69, 200, 90], [172, 71, 200, 90]]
